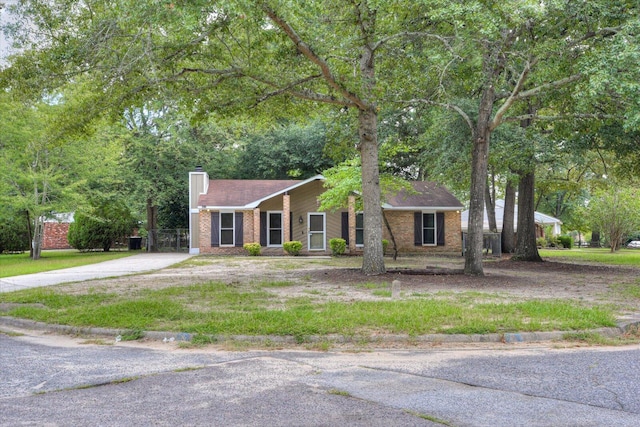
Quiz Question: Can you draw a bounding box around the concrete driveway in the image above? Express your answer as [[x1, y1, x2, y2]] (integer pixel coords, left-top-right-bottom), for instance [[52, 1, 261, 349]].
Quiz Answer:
[[0, 252, 192, 293]]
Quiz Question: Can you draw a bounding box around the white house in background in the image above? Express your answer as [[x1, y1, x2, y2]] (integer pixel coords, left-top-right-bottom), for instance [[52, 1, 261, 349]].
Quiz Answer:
[[461, 199, 562, 237]]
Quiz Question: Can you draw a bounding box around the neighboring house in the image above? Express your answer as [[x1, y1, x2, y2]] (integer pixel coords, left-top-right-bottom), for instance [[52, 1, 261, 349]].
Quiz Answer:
[[41, 212, 74, 250], [460, 199, 562, 237], [189, 167, 464, 255]]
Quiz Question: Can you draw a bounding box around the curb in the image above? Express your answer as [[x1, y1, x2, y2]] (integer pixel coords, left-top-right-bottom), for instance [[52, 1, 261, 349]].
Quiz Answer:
[[2, 316, 637, 346]]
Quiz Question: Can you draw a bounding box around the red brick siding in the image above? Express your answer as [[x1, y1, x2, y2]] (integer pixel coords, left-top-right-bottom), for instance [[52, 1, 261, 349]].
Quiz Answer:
[[42, 222, 71, 250]]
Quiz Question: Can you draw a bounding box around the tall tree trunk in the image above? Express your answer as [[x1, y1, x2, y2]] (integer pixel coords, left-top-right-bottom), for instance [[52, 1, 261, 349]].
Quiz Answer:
[[501, 179, 516, 253], [359, 108, 385, 274], [513, 170, 542, 261], [464, 87, 494, 276]]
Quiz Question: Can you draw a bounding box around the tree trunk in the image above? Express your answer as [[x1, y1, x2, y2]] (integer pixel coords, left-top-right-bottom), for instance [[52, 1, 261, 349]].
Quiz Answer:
[[501, 179, 516, 253], [464, 87, 494, 276], [485, 179, 497, 233], [359, 108, 385, 275], [31, 216, 43, 260], [146, 198, 158, 252], [513, 170, 542, 261], [382, 209, 398, 261]]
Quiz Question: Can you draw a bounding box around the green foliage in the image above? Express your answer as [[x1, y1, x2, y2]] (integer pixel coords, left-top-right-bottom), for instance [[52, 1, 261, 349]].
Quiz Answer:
[[536, 237, 547, 248], [588, 186, 640, 251], [329, 238, 346, 256], [0, 207, 30, 253], [243, 243, 261, 256], [67, 198, 136, 252], [236, 121, 333, 179], [283, 241, 302, 256], [382, 239, 389, 254], [558, 235, 574, 249]]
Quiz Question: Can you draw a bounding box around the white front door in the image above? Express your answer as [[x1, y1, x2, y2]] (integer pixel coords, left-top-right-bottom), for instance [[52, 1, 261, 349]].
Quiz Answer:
[[308, 213, 325, 251]]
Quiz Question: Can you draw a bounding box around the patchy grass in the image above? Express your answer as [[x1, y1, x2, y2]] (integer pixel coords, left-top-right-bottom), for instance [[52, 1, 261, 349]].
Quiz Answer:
[[0, 280, 618, 338], [540, 248, 640, 266], [0, 250, 135, 278]]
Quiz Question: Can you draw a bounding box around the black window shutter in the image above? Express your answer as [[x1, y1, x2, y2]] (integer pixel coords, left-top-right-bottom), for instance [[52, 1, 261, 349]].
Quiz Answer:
[[235, 212, 243, 247], [290, 211, 293, 241], [211, 212, 219, 247], [414, 212, 422, 246], [437, 212, 445, 246], [341, 212, 349, 244], [260, 212, 267, 246]]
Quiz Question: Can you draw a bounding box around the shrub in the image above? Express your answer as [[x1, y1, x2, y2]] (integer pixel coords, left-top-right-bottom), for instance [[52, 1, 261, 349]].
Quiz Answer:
[[0, 211, 30, 253], [536, 237, 547, 248], [382, 239, 389, 254], [558, 235, 573, 249], [283, 241, 302, 256], [243, 242, 261, 256], [68, 198, 136, 252], [329, 238, 346, 256]]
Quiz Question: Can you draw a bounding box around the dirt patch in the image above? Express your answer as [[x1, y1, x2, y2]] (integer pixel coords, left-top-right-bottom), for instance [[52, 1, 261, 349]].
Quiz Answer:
[[48, 255, 640, 311]]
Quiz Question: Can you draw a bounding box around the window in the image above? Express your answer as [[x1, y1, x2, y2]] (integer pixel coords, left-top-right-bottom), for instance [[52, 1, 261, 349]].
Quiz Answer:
[[220, 212, 235, 246], [355, 213, 364, 246], [268, 212, 283, 246], [422, 212, 436, 245]]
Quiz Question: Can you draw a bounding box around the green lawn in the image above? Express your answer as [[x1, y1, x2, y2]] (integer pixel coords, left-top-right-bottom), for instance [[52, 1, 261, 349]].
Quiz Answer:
[[0, 281, 617, 338], [539, 248, 640, 266], [0, 250, 136, 278]]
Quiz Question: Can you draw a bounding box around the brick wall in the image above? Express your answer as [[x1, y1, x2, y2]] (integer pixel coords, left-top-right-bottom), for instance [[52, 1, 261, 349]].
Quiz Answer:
[[42, 222, 71, 250], [381, 210, 462, 254]]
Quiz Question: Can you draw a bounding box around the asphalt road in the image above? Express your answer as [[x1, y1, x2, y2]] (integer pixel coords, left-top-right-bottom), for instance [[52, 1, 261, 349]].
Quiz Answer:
[[1, 331, 639, 426]]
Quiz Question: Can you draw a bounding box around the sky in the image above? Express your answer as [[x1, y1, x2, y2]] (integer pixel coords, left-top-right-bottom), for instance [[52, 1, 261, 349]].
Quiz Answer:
[[0, 0, 20, 65]]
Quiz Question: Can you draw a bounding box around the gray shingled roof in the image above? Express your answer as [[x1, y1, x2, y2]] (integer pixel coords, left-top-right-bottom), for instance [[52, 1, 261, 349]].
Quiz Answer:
[[198, 177, 462, 210], [198, 179, 301, 208], [384, 181, 463, 210]]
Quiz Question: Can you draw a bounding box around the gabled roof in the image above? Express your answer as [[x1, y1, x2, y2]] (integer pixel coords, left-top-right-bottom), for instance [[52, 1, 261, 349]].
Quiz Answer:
[[383, 181, 464, 210], [197, 175, 463, 210], [198, 175, 324, 209]]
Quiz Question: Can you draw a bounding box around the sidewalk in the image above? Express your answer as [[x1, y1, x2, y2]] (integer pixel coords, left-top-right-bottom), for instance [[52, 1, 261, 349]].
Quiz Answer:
[[0, 253, 192, 293]]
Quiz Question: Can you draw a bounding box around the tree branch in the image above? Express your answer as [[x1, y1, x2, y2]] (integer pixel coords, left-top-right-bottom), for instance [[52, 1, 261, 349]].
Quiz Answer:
[[403, 99, 474, 135], [490, 58, 537, 130], [262, 5, 367, 110], [512, 74, 583, 101], [504, 113, 617, 122]]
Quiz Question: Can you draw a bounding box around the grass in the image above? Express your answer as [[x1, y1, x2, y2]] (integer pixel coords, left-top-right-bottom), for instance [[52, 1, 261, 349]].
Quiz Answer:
[[0, 250, 135, 278], [539, 248, 640, 266], [0, 281, 618, 338]]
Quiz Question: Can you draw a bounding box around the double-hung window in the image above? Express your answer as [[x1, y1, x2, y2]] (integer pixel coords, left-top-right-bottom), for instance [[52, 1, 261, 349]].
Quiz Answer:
[[220, 212, 235, 246], [355, 213, 364, 246], [422, 212, 436, 245]]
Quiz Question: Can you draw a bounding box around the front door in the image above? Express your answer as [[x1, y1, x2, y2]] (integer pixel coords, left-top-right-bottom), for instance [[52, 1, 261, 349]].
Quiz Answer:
[[308, 213, 325, 251]]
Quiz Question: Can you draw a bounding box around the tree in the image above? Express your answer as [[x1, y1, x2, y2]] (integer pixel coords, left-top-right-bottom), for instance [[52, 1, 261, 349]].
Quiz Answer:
[[588, 186, 640, 252], [2, 1, 431, 274], [236, 121, 333, 180], [403, 0, 637, 274], [68, 196, 136, 252]]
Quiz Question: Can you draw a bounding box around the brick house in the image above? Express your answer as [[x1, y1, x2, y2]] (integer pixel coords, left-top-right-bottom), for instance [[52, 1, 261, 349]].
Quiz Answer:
[[41, 213, 74, 250], [189, 168, 463, 255]]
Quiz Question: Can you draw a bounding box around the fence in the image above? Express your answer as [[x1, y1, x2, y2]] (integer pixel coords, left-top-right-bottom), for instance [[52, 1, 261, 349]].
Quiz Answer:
[[147, 229, 189, 253]]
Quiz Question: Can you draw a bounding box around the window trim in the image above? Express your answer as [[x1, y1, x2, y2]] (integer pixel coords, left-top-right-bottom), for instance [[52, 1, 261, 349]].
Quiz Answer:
[[267, 210, 284, 247], [219, 210, 235, 247], [422, 211, 437, 246]]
